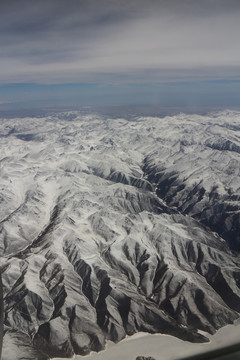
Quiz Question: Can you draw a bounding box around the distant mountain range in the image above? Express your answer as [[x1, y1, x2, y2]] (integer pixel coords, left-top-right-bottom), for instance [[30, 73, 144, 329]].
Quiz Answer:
[[0, 110, 240, 359]]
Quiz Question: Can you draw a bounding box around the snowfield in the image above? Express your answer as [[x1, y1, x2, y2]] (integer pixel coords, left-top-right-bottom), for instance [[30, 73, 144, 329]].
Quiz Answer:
[[0, 110, 240, 359]]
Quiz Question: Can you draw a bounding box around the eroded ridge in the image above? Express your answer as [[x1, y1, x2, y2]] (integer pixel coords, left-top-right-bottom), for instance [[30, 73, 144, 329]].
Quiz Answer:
[[0, 110, 240, 359]]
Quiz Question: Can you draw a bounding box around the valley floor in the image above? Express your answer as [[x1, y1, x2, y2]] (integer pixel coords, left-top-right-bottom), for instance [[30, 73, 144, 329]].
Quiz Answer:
[[55, 320, 240, 360]]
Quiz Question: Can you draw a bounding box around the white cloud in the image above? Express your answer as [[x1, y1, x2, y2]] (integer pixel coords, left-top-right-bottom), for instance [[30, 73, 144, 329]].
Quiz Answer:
[[0, 1, 240, 84]]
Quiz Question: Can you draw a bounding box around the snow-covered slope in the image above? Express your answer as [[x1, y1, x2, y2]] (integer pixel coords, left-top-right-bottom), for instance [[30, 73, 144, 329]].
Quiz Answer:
[[0, 110, 240, 359]]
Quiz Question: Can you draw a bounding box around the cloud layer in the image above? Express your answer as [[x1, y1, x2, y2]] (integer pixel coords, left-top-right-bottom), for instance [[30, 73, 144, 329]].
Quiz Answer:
[[1, 0, 240, 84]]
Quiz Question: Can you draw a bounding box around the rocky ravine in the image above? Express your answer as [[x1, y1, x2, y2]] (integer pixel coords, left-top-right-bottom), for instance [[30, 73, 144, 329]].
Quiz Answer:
[[0, 110, 240, 359]]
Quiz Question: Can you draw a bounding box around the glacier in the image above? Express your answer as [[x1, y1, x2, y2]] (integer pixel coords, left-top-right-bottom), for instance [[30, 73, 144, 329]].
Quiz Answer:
[[0, 110, 240, 359]]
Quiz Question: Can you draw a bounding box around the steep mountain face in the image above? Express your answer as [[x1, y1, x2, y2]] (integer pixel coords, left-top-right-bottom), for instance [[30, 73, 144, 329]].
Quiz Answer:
[[0, 110, 240, 359]]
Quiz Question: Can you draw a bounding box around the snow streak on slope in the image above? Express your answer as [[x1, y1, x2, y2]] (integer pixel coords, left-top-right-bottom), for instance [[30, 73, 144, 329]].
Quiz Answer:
[[0, 110, 240, 359]]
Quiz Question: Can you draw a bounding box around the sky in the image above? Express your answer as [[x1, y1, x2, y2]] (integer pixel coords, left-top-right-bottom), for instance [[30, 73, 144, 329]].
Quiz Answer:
[[0, 0, 240, 111]]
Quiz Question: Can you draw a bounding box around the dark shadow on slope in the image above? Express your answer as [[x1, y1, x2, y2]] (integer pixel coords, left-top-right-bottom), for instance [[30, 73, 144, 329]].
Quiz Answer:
[[0, 270, 3, 360]]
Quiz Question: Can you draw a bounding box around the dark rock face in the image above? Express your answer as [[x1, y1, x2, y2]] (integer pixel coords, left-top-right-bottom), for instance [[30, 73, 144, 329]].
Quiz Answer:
[[143, 158, 240, 251], [0, 111, 240, 359]]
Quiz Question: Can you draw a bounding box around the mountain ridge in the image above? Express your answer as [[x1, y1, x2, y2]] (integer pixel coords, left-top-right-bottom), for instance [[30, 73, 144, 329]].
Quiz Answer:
[[0, 110, 240, 359]]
